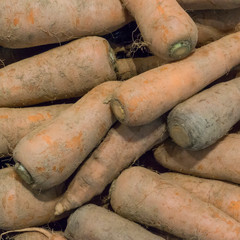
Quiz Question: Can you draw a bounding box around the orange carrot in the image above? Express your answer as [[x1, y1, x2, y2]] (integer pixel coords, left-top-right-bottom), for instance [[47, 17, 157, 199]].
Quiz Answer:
[[160, 172, 240, 223], [154, 134, 240, 184], [110, 166, 240, 240], [0, 167, 66, 230], [177, 0, 240, 10], [13, 81, 119, 190], [1, 228, 66, 240], [110, 31, 240, 126], [54, 116, 168, 215], [64, 204, 164, 240], [167, 77, 240, 150], [0, 104, 70, 158], [0, 36, 118, 107], [121, 0, 198, 60], [0, 0, 132, 48]]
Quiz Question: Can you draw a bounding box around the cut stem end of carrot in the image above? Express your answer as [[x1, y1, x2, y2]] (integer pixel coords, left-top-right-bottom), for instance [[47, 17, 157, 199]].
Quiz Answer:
[[111, 99, 126, 122], [55, 203, 64, 216], [169, 40, 192, 60], [14, 162, 34, 185], [169, 125, 191, 148]]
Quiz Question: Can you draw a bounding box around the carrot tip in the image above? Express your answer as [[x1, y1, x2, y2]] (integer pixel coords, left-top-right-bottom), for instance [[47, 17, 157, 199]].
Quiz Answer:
[[55, 203, 64, 216], [169, 40, 192, 60], [169, 125, 191, 148], [111, 99, 126, 122], [14, 162, 34, 185]]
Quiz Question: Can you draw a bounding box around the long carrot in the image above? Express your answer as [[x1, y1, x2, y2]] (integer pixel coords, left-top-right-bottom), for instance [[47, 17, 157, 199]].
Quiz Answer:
[[13, 81, 119, 190], [110, 166, 240, 240], [110, 31, 240, 126], [154, 134, 240, 184], [0, 0, 132, 48], [177, 0, 240, 10], [167, 77, 240, 150], [121, 0, 198, 61], [160, 172, 240, 223], [54, 116, 168, 215], [0, 104, 70, 158]]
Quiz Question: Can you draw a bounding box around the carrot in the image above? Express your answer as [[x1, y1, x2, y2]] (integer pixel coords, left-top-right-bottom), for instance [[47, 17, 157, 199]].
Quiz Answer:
[[64, 204, 164, 240], [54, 116, 168, 215], [153, 134, 240, 184], [1, 228, 66, 240], [177, 0, 240, 10], [110, 31, 240, 126], [167, 77, 240, 150], [0, 37, 166, 107], [0, 167, 66, 230], [0, 36, 118, 107], [110, 166, 240, 240], [0, 0, 132, 48], [121, 0, 198, 61], [0, 104, 70, 158], [13, 81, 119, 190], [190, 8, 240, 32], [160, 172, 240, 223]]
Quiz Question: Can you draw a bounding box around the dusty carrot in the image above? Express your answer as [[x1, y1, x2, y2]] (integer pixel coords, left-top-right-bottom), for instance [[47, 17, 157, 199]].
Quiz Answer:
[[110, 31, 240, 126], [121, 0, 198, 60], [110, 166, 240, 240], [55, 116, 168, 215], [13, 81, 119, 190]]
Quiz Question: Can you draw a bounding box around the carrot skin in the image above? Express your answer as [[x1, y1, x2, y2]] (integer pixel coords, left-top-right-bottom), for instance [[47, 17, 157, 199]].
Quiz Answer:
[[111, 31, 240, 126], [110, 166, 240, 240], [55, 116, 168, 215], [13, 81, 119, 190], [154, 134, 240, 184]]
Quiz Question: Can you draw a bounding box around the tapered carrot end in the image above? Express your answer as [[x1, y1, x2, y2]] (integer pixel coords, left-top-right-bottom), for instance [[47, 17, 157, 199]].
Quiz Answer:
[[169, 125, 191, 149], [14, 162, 34, 185], [111, 99, 126, 122], [55, 202, 64, 216], [169, 40, 193, 60]]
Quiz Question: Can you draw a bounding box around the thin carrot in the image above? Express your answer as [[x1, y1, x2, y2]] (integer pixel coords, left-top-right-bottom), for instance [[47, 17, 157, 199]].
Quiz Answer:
[[54, 116, 168, 215], [13, 81, 119, 190], [110, 31, 240, 126], [121, 0, 198, 60]]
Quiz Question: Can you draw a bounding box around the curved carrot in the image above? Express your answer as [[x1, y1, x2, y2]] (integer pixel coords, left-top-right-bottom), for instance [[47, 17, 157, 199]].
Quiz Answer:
[[55, 116, 168, 215], [154, 134, 240, 184], [110, 166, 240, 239], [13, 81, 120, 190], [0, 0, 132, 48], [121, 0, 198, 60], [111, 31, 240, 126], [0, 104, 70, 158]]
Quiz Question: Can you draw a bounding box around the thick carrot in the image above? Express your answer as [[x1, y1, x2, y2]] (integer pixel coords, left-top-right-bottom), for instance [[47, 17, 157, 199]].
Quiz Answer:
[[121, 0, 198, 61], [177, 0, 240, 10], [0, 36, 118, 107], [110, 31, 240, 126], [0, 0, 132, 48], [13, 81, 119, 190], [54, 116, 168, 215], [0, 104, 70, 158], [154, 134, 240, 184], [64, 204, 164, 240], [190, 8, 240, 32], [110, 166, 240, 240], [167, 77, 240, 150], [0, 167, 66, 230], [1, 228, 66, 240], [160, 172, 240, 223]]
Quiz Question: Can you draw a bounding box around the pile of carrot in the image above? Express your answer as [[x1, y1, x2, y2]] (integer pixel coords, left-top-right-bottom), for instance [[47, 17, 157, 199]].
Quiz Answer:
[[1, 1, 240, 240]]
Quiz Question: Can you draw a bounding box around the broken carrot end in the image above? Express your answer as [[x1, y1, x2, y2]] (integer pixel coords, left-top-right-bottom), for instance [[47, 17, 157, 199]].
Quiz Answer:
[[110, 99, 126, 123], [14, 162, 34, 185], [169, 40, 192, 60], [55, 203, 64, 216], [169, 125, 191, 149]]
